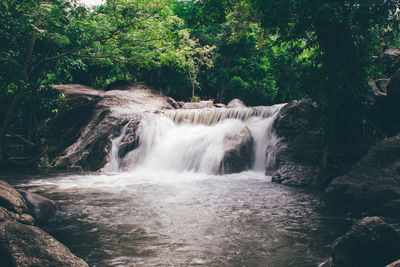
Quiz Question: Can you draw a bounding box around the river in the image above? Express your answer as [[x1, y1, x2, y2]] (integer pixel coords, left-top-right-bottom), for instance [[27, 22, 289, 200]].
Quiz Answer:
[[4, 170, 351, 266]]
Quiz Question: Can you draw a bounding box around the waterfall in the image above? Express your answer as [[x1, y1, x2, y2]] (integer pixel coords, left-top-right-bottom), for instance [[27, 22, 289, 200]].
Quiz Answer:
[[108, 104, 285, 174], [105, 122, 129, 172]]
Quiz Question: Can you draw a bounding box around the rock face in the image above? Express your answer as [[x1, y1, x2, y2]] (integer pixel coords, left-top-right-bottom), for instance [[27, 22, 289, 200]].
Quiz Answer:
[[271, 99, 325, 188], [52, 84, 174, 171], [220, 126, 253, 174], [117, 117, 142, 159], [0, 220, 88, 267], [18, 190, 56, 224], [327, 217, 400, 267], [0, 180, 88, 266], [323, 134, 400, 215], [0, 181, 34, 225], [227, 98, 246, 108]]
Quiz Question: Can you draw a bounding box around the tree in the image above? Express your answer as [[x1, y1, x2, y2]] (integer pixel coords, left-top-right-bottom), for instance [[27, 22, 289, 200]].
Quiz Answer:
[[182, 40, 215, 99], [0, 0, 190, 164], [250, 0, 400, 166]]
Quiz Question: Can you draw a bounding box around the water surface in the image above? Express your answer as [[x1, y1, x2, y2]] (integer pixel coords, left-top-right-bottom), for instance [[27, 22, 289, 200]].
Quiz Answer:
[[6, 170, 351, 267]]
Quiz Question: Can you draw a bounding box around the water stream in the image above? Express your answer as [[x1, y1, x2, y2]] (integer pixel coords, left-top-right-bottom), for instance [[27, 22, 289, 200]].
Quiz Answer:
[[2, 105, 353, 266]]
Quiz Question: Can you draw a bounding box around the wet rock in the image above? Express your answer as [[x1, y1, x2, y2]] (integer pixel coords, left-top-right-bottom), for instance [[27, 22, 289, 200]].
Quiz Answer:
[[167, 97, 180, 109], [0, 181, 34, 225], [227, 98, 246, 108], [0, 220, 88, 267], [18, 190, 56, 224], [271, 162, 320, 187], [381, 49, 400, 72], [376, 78, 390, 95], [220, 126, 253, 174], [271, 99, 325, 189], [214, 103, 226, 108], [117, 117, 142, 158], [177, 101, 185, 108], [387, 259, 400, 267], [105, 80, 134, 91], [370, 78, 387, 97], [0, 208, 11, 222], [323, 134, 400, 214], [328, 217, 400, 267]]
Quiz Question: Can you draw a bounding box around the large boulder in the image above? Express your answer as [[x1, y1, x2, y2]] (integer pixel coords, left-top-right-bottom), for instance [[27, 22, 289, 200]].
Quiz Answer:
[[271, 99, 325, 189], [0, 181, 34, 225], [52, 84, 174, 171], [227, 98, 246, 108], [47, 85, 103, 158], [220, 126, 253, 174], [0, 220, 88, 267], [18, 190, 56, 224], [323, 134, 400, 215], [323, 217, 400, 267]]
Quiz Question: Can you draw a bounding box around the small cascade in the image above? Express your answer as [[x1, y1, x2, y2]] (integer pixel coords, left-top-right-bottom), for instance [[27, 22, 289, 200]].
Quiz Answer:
[[105, 122, 130, 172], [108, 104, 285, 174], [163, 104, 285, 125]]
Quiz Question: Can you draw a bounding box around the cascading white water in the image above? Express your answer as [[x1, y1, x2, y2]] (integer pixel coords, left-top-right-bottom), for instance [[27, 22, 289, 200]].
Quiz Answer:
[[105, 122, 130, 172], [109, 104, 285, 174]]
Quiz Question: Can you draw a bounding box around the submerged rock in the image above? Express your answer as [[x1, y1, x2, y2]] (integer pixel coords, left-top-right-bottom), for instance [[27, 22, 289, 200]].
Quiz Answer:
[[227, 98, 246, 108], [18, 190, 56, 224], [323, 217, 400, 267], [323, 134, 400, 214], [0, 181, 34, 225], [271, 99, 325, 189], [0, 220, 88, 267], [220, 126, 253, 174]]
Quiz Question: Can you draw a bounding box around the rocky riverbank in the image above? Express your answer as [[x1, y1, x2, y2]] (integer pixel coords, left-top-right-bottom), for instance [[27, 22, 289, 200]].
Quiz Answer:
[[0, 180, 88, 266]]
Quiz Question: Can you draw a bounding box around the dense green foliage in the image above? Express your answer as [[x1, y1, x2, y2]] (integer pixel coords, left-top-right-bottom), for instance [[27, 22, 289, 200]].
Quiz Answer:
[[250, 0, 400, 168], [0, 0, 399, 167]]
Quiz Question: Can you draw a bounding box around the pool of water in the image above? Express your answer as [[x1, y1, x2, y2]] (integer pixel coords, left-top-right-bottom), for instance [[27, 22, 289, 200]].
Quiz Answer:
[[4, 170, 352, 267]]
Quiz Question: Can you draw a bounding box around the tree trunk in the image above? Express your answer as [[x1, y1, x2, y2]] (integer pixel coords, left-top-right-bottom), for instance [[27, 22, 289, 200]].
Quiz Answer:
[[192, 81, 195, 99], [0, 33, 36, 164]]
